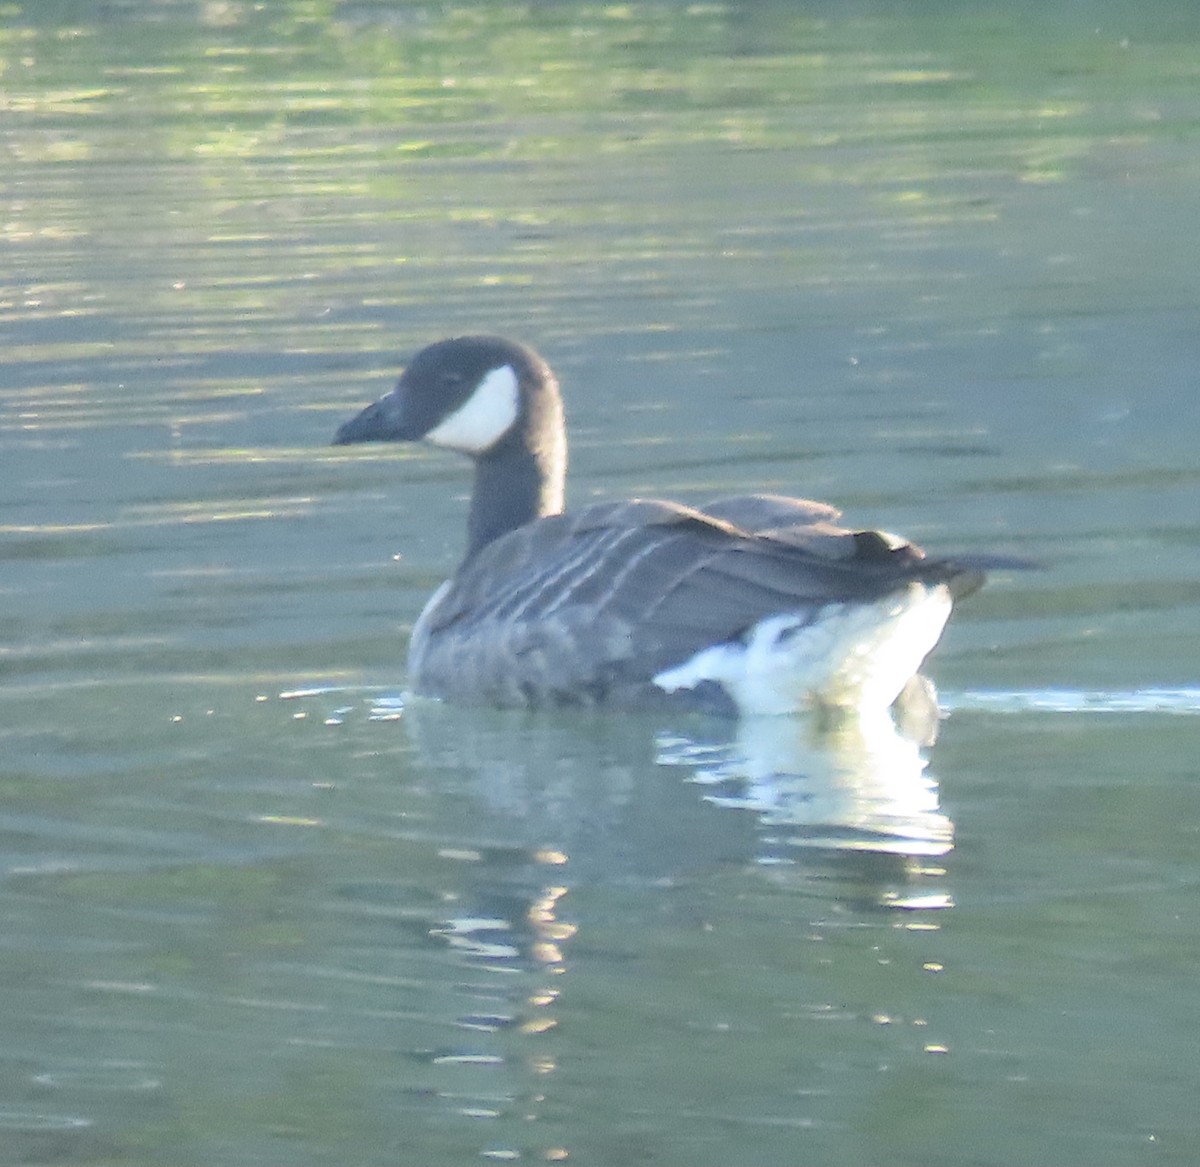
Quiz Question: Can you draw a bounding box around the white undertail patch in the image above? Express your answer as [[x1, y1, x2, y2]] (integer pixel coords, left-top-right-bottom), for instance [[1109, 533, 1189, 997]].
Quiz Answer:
[[653, 582, 954, 716], [425, 364, 520, 453]]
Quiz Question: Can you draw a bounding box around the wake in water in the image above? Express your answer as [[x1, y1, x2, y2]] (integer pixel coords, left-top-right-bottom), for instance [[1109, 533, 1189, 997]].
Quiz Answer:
[[941, 687, 1200, 715], [280, 684, 1200, 719]]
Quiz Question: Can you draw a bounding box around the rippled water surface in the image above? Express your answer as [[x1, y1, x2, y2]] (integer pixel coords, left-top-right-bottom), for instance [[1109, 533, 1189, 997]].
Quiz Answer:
[[3, 1, 1199, 1163]]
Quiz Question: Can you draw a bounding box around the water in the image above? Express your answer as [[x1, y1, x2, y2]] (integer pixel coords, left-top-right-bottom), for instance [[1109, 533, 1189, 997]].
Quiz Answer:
[[2, 1, 1199, 1163]]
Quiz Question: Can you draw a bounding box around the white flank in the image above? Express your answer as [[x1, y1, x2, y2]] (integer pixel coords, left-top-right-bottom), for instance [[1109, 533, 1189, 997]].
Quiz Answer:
[[653, 583, 954, 716], [425, 364, 520, 453]]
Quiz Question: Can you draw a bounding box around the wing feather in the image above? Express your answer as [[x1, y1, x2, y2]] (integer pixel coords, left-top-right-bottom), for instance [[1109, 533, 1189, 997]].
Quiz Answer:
[[414, 494, 969, 704]]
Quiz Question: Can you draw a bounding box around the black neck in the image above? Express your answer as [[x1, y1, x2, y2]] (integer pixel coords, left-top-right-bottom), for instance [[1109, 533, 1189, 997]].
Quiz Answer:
[[465, 410, 566, 559], [466, 446, 541, 557]]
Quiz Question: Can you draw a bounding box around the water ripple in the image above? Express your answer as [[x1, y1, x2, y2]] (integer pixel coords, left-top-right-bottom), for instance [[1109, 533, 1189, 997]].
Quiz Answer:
[[944, 687, 1200, 715]]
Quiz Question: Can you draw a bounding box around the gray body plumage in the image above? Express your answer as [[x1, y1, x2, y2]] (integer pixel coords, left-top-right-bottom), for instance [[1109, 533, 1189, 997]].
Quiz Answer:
[[334, 336, 1014, 717], [407, 494, 981, 713]]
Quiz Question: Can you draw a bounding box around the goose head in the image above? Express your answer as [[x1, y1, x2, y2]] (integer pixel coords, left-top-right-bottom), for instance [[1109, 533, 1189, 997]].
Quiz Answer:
[[334, 336, 567, 556]]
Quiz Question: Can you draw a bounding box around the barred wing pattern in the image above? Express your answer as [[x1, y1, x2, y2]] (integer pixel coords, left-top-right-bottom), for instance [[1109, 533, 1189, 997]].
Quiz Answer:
[[408, 496, 978, 710]]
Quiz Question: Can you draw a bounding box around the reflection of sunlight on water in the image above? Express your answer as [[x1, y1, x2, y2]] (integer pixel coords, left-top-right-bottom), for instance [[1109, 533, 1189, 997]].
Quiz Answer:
[[428, 874, 569, 1155], [396, 845, 569, 1158]]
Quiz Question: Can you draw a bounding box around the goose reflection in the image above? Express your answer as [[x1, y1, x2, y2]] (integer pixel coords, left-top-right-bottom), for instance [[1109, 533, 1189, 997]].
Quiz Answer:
[[656, 703, 952, 860], [338, 691, 954, 1156], [391, 689, 953, 877]]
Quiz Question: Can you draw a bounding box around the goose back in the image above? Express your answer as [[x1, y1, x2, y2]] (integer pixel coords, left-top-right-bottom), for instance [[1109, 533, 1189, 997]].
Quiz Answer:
[[408, 494, 975, 713]]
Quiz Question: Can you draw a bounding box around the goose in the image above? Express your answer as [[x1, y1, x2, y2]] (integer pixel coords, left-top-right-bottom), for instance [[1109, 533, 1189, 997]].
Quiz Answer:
[[334, 335, 1015, 718]]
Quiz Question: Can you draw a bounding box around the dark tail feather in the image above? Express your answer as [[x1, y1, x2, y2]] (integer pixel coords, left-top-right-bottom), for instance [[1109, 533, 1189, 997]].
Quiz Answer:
[[935, 552, 1042, 600], [944, 552, 1043, 572]]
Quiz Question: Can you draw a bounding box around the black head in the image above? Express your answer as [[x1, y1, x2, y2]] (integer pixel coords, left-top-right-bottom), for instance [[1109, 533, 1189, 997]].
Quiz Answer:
[[333, 335, 552, 453]]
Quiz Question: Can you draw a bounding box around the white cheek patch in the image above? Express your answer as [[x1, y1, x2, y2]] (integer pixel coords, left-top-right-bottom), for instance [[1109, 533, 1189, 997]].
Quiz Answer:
[[424, 364, 520, 453]]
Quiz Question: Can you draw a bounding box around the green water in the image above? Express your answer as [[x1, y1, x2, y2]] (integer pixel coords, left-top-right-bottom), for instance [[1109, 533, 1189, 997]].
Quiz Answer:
[[2, 2, 1199, 1163]]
